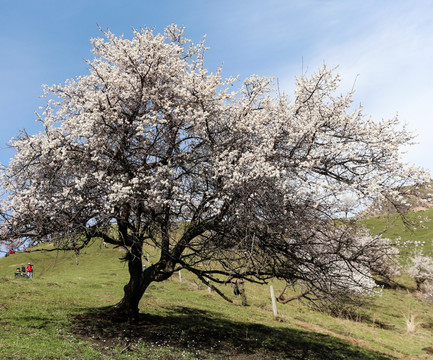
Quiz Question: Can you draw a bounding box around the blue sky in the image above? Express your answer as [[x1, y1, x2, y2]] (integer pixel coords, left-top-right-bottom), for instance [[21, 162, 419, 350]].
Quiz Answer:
[[1, 0, 432, 174]]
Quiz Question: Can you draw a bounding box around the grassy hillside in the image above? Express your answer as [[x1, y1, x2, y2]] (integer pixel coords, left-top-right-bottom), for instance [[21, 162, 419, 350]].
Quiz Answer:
[[364, 208, 433, 257], [1, 213, 433, 359]]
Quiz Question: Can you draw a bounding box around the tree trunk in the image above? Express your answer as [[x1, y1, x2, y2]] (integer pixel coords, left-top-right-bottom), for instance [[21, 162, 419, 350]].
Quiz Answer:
[[416, 278, 425, 292], [113, 256, 175, 323], [112, 244, 151, 323], [238, 279, 248, 306], [114, 282, 151, 323]]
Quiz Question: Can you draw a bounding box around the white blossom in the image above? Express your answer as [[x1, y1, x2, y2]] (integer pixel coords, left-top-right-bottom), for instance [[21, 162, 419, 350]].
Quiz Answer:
[[0, 26, 428, 311]]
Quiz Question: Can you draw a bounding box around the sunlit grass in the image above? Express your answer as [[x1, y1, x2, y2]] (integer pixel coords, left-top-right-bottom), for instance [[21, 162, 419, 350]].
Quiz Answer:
[[0, 215, 433, 359]]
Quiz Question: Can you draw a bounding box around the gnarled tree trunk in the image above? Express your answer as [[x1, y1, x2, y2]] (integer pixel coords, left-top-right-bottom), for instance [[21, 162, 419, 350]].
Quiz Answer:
[[113, 246, 176, 322], [114, 272, 150, 322]]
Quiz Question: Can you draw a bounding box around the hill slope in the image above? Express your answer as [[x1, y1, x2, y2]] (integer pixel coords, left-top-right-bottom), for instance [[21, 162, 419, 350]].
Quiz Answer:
[[1, 215, 433, 359]]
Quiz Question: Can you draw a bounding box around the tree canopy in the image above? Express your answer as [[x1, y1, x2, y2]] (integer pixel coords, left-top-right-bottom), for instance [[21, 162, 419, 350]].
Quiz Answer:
[[0, 25, 429, 320]]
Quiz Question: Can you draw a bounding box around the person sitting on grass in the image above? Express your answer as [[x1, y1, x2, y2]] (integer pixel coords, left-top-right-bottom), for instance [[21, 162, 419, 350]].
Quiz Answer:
[[14, 268, 21, 278]]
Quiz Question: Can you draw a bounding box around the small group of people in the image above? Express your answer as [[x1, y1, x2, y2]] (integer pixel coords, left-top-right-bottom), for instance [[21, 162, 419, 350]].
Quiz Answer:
[[14, 263, 33, 279]]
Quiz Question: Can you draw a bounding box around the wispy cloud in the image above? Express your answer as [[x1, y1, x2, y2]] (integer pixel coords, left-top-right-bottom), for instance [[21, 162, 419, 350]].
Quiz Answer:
[[273, 1, 433, 172]]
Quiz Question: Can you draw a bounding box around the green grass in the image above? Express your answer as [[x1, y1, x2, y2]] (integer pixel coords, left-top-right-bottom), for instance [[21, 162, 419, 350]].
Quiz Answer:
[[364, 208, 433, 255], [1, 217, 433, 359]]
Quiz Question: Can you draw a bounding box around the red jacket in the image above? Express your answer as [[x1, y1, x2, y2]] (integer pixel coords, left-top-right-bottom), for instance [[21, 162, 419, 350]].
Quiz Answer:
[[27, 265, 33, 272]]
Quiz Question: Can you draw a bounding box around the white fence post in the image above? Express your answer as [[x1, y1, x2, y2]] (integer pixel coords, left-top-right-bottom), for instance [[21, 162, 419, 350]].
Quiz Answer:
[[270, 285, 278, 316]]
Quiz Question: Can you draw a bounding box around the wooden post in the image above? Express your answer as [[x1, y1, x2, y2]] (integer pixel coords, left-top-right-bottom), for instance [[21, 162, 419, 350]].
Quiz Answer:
[[178, 270, 182, 282], [207, 278, 212, 293], [270, 285, 278, 316], [239, 279, 247, 306], [74, 246, 79, 265]]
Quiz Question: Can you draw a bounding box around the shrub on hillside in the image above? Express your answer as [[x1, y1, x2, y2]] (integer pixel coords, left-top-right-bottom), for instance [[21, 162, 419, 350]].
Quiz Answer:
[[406, 250, 433, 291]]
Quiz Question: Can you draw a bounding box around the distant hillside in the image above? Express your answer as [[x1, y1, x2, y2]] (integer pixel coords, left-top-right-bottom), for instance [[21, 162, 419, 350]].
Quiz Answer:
[[366, 181, 433, 216]]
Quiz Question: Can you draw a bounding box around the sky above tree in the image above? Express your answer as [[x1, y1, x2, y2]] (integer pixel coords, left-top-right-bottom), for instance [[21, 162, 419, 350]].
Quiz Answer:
[[1, 0, 432, 174]]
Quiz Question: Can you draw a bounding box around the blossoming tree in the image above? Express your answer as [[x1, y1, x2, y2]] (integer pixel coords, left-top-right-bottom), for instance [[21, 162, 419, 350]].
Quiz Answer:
[[407, 250, 433, 291], [0, 25, 428, 320]]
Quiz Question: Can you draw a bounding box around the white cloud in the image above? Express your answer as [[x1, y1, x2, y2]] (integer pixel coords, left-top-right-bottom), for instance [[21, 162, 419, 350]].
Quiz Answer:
[[276, 1, 433, 173]]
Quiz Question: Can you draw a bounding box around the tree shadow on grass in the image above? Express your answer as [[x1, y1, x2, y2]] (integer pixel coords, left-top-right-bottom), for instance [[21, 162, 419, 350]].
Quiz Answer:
[[69, 306, 394, 360]]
